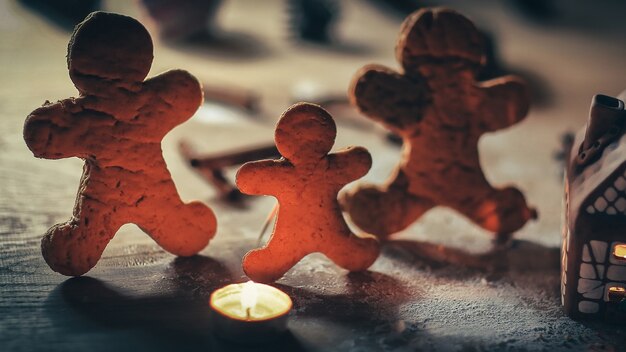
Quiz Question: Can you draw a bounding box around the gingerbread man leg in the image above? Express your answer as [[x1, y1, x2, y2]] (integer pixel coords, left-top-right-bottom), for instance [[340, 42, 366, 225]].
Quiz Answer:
[[135, 191, 216, 257], [463, 186, 537, 238], [42, 174, 123, 276], [322, 231, 380, 272], [342, 169, 434, 238], [243, 240, 310, 283]]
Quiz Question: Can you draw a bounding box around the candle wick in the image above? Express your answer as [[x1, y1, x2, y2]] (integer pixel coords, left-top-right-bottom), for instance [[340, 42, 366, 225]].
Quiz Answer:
[[246, 307, 252, 320]]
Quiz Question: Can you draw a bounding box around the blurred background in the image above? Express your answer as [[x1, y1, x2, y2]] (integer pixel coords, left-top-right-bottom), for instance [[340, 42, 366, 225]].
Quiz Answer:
[[2, 0, 625, 248], [1, 1, 625, 350]]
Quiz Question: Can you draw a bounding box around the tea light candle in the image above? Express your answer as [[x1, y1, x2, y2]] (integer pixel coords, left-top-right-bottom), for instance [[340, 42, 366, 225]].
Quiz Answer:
[[209, 281, 292, 343]]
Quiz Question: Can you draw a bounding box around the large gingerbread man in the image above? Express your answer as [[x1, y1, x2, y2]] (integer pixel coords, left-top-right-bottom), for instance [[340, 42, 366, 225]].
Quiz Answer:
[[236, 103, 380, 283], [342, 8, 536, 240], [23, 12, 216, 276]]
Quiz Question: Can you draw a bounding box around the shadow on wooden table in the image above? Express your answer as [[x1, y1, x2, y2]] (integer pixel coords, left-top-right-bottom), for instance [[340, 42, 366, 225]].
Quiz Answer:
[[272, 271, 421, 350], [43, 255, 309, 351], [279, 270, 414, 325], [384, 238, 561, 293]]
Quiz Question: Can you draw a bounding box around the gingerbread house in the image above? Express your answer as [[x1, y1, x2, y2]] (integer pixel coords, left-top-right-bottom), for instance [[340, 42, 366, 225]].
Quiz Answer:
[[563, 94, 626, 321]]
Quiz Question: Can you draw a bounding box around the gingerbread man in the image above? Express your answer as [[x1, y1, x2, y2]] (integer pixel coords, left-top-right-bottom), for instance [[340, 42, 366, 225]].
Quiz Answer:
[[23, 12, 216, 276], [342, 8, 536, 240], [236, 103, 380, 283]]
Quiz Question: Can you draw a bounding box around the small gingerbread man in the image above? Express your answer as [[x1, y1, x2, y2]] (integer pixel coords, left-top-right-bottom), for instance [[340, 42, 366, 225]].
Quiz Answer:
[[23, 12, 216, 276], [236, 103, 380, 283], [342, 8, 536, 240]]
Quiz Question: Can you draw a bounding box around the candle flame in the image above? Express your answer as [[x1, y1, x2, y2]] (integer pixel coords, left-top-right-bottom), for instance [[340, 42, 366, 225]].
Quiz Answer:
[[241, 281, 258, 313]]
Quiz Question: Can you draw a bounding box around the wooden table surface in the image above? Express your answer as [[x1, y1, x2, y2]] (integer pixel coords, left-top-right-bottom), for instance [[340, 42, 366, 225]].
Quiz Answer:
[[1, 0, 625, 351]]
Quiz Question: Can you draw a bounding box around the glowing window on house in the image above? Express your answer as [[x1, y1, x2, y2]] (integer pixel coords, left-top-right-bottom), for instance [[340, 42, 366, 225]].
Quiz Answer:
[[608, 287, 626, 302], [613, 244, 626, 260]]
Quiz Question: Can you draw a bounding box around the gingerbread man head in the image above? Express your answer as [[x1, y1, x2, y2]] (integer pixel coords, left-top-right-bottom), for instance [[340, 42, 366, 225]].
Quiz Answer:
[[396, 7, 484, 74], [68, 12, 153, 93], [274, 103, 336, 164]]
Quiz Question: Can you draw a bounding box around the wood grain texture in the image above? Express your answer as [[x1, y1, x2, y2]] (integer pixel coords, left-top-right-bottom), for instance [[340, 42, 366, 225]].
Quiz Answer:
[[1, 0, 626, 351]]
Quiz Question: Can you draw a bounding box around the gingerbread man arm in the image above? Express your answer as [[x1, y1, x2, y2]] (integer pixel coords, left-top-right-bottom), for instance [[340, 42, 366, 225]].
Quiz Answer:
[[140, 69, 203, 136], [350, 64, 429, 135], [236, 159, 291, 196], [475, 76, 530, 132], [328, 146, 372, 185], [24, 100, 90, 159]]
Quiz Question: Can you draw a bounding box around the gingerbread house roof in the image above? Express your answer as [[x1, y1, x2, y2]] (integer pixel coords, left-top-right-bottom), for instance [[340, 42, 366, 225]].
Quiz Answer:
[[569, 128, 626, 223]]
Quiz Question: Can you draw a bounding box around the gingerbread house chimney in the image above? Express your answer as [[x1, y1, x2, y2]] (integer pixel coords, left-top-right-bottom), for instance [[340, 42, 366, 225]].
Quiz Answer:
[[576, 95, 626, 168]]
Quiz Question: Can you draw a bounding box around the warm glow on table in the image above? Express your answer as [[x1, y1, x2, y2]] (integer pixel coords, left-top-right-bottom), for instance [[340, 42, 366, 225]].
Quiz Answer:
[[210, 281, 291, 321], [209, 281, 292, 344]]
